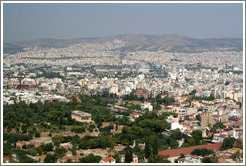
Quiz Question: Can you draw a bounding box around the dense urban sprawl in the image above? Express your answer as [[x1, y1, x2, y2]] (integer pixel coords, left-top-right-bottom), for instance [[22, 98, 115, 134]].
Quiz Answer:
[[3, 41, 244, 163]]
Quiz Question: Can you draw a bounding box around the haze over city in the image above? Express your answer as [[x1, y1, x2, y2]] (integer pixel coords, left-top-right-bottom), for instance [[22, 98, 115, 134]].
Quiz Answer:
[[3, 3, 243, 42], [2, 2, 244, 164]]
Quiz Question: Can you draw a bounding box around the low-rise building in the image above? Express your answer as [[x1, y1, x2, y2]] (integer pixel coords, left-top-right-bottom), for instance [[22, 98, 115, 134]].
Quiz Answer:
[[71, 110, 92, 123], [100, 157, 116, 163], [140, 102, 153, 111], [184, 155, 201, 163]]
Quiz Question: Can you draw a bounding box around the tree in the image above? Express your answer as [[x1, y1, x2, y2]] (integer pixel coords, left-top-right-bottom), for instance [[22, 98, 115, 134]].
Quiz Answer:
[[79, 153, 102, 163], [179, 153, 185, 158], [191, 130, 202, 145], [195, 115, 201, 121], [235, 139, 243, 149], [133, 142, 141, 153], [201, 156, 218, 163], [213, 122, 225, 129], [41, 143, 54, 152], [189, 90, 197, 96], [44, 154, 58, 163], [152, 138, 159, 155], [221, 137, 236, 150], [19, 156, 37, 163], [148, 155, 171, 163], [72, 144, 77, 156], [66, 159, 73, 163], [144, 140, 151, 159], [54, 147, 67, 158], [188, 138, 196, 146], [231, 150, 243, 162], [113, 153, 122, 163], [170, 129, 183, 140], [125, 145, 133, 163], [35, 131, 40, 138], [154, 104, 161, 110], [191, 148, 214, 156]]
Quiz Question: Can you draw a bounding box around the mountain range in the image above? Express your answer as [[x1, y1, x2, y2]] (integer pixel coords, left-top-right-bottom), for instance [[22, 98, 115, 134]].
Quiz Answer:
[[3, 34, 243, 54]]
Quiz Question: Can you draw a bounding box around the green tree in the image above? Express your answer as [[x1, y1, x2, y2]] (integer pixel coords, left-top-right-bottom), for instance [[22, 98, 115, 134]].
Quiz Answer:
[[188, 138, 196, 146], [35, 131, 40, 138], [19, 156, 37, 163], [72, 144, 77, 156], [133, 142, 141, 153], [189, 90, 197, 96], [179, 153, 185, 158], [201, 156, 218, 163], [125, 145, 133, 163], [213, 122, 226, 129], [41, 143, 54, 152], [154, 104, 162, 110], [170, 129, 183, 140], [235, 139, 243, 149], [221, 137, 236, 150], [152, 138, 159, 155], [54, 147, 67, 158], [113, 153, 122, 163], [44, 154, 58, 163], [195, 115, 201, 121], [144, 140, 151, 159], [148, 155, 171, 163], [191, 148, 214, 156], [191, 130, 202, 145], [231, 150, 243, 162], [79, 153, 102, 163]]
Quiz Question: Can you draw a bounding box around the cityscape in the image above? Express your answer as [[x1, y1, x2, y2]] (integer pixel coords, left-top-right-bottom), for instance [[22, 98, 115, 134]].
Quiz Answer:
[[2, 2, 244, 164]]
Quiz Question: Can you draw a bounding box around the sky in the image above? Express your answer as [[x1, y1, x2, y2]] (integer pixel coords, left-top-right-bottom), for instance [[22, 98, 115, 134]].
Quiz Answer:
[[3, 2, 244, 43]]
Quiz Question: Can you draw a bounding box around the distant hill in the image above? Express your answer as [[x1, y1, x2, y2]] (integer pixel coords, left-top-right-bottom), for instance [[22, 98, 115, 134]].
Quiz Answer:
[[3, 43, 25, 54], [3, 34, 243, 54]]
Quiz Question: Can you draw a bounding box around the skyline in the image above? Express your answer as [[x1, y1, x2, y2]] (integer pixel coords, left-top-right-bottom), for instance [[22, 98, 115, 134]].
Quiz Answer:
[[3, 2, 244, 43]]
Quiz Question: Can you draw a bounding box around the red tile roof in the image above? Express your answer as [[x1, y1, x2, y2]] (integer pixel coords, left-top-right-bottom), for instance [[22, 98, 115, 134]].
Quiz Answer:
[[130, 113, 140, 116], [3, 157, 9, 161], [236, 129, 243, 131], [237, 121, 243, 124], [101, 157, 116, 163], [220, 134, 227, 137], [158, 143, 222, 157], [228, 117, 241, 121]]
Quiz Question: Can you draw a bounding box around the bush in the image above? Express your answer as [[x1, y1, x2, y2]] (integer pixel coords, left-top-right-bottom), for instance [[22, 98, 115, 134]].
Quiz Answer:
[[71, 127, 86, 133], [191, 148, 214, 156], [220, 137, 236, 150], [79, 153, 102, 163], [40, 143, 54, 152], [44, 154, 58, 163]]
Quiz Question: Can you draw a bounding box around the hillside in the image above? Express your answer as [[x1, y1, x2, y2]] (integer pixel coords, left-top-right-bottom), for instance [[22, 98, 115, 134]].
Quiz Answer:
[[3, 34, 243, 54]]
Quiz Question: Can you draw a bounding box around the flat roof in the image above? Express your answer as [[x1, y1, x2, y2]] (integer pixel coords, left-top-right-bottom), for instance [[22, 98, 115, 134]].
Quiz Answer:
[[72, 110, 91, 116]]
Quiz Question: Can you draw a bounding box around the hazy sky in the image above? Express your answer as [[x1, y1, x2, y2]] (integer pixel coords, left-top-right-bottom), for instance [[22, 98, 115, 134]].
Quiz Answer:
[[3, 3, 244, 43]]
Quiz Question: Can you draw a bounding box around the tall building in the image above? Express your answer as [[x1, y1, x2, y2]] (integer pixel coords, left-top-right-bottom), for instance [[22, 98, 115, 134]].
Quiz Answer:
[[201, 113, 216, 129]]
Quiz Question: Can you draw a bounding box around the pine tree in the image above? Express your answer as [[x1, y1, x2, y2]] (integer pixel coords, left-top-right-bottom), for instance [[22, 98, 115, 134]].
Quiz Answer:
[[144, 140, 151, 159], [125, 145, 133, 163], [152, 138, 158, 155]]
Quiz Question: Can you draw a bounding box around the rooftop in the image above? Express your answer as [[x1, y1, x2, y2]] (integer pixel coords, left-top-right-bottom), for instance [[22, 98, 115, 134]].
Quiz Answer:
[[101, 157, 116, 163], [71, 110, 91, 117]]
